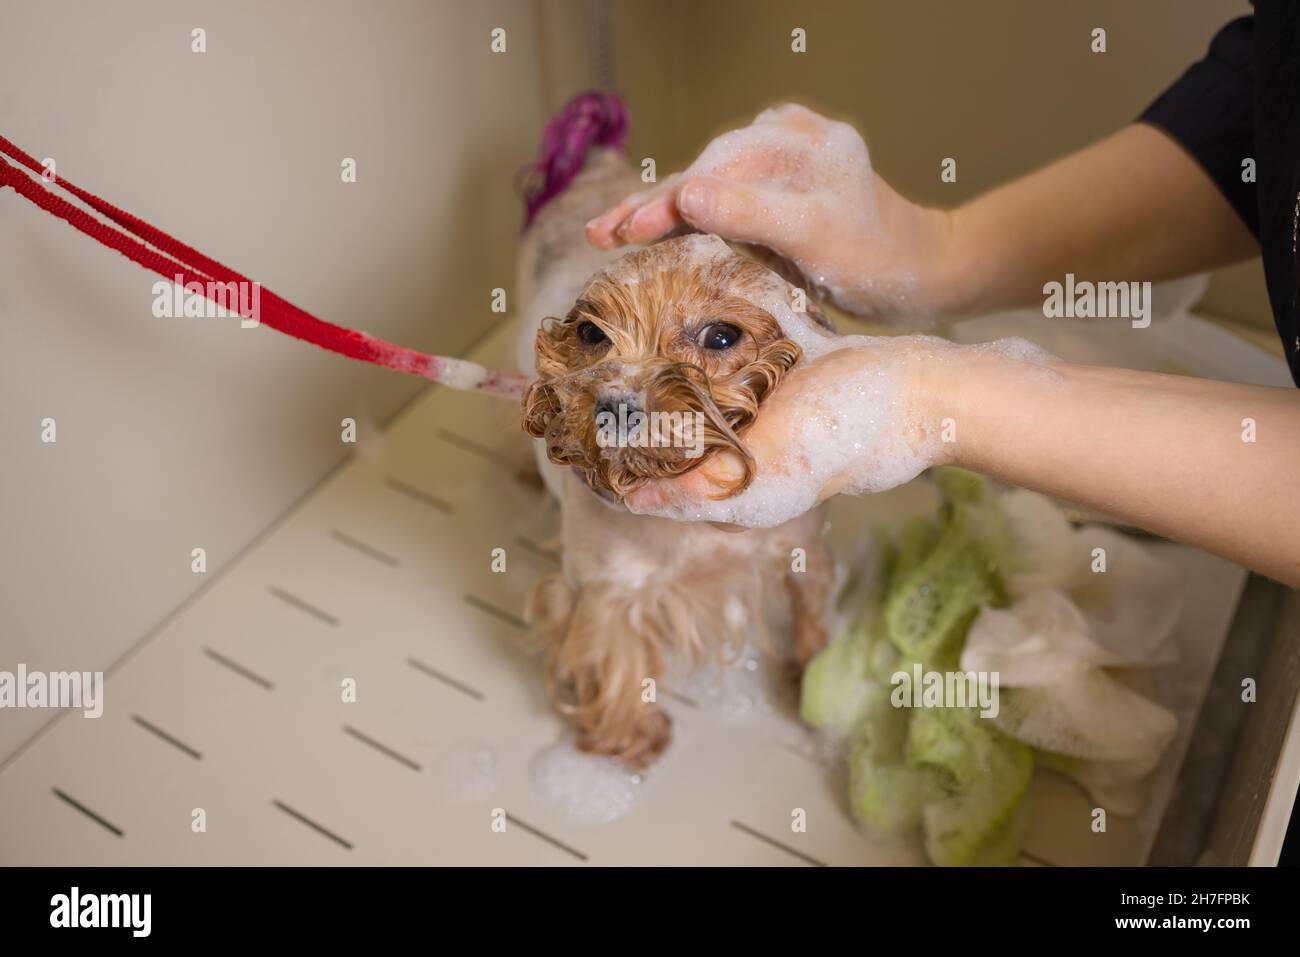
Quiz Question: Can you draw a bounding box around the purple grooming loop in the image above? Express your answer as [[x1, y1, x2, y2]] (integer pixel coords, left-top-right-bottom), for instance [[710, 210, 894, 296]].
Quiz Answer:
[[522, 91, 629, 228]]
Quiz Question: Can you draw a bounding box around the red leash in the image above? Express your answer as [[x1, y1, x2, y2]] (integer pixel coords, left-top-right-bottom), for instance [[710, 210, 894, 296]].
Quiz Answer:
[[0, 135, 527, 399]]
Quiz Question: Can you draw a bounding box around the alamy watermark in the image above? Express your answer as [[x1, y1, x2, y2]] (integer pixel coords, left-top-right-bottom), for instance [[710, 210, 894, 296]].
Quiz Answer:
[[1043, 273, 1152, 329], [50, 887, 150, 937], [0, 665, 103, 718], [890, 664, 1000, 718], [595, 403, 704, 459], [152, 274, 261, 327]]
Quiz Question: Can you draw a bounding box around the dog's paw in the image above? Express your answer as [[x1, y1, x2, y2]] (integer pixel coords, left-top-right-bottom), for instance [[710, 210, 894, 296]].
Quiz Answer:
[[577, 707, 672, 771]]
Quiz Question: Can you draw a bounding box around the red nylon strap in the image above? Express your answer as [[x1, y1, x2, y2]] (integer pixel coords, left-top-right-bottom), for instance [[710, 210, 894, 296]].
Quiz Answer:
[[0, 135, 526, 398]]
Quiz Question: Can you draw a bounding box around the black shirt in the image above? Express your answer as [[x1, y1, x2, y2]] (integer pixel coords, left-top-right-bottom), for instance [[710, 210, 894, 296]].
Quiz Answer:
[[1139, 1, 1300, 384]]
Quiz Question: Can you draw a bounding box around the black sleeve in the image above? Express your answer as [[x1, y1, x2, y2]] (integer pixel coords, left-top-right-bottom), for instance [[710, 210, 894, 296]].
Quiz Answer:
[[1138, 15, 1259, 237]]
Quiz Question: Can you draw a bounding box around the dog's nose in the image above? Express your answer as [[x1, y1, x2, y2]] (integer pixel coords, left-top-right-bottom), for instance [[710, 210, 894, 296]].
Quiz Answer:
[[594, 393, 641, 420]]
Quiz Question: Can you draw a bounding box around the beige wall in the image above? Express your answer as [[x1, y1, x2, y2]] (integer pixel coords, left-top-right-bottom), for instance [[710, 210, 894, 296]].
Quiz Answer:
[[607, 0, 1268, 327], [0, 0, 574, 760]]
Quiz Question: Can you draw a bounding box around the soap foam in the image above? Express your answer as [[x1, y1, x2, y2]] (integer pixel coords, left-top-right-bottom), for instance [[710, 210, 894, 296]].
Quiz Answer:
[[676, 643, 798, 723], [675, 104, 918, 319], [529, 739, 644, 822]]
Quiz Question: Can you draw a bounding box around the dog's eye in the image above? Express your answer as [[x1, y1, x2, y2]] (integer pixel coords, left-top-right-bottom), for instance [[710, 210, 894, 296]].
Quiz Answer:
[[700, 322, 742, 350], [576, 321, 609, 346]]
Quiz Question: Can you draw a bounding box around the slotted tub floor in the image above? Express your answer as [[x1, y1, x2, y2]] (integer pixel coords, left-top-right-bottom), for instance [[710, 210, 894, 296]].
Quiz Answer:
[[0, 319, 1256, 866]]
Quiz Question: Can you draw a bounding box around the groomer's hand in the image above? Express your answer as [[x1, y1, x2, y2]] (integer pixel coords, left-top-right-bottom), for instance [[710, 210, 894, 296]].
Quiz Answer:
[[623, 335, 978, 527], [585, 103, 954, 321], [628, 329, 1300, 589]]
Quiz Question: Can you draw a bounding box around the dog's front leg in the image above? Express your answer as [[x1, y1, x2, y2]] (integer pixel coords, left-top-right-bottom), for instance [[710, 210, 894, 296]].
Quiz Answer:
[[571, 684, 673, 771], [559, 644, 674, 769], [535, 580, 675, 770]]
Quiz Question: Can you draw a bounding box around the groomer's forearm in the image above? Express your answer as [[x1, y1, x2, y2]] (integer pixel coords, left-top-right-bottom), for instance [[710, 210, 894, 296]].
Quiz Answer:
[[933, 354, 1300, 586], [931, 124, 1259, 318]]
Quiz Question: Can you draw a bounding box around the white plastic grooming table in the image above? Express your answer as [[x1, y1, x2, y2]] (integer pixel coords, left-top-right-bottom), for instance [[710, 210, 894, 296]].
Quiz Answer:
[[0, 309, 1290, 866]]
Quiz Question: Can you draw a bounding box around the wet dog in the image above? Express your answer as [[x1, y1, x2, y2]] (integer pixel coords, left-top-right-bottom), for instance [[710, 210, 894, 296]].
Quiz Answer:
[[516, 116, 833, 768]]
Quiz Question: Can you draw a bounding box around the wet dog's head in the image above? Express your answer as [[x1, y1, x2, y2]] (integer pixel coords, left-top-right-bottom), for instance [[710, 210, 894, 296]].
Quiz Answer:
[[522, 236, 810, 501]]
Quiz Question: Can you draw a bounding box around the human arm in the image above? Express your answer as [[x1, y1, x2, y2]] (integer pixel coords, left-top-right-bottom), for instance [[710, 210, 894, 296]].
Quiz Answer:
[[586, 110, 1258, 323], [626, 341, 1300, 588]]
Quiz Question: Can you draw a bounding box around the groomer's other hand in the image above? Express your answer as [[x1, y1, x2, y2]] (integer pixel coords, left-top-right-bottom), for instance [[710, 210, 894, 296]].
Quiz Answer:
[[622, 335, 973, 528], [585, 103, 954, 321]]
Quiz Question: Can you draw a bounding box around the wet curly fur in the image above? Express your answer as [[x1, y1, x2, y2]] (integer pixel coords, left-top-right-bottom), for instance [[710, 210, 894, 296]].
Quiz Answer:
[[522, 246, 803, 499]]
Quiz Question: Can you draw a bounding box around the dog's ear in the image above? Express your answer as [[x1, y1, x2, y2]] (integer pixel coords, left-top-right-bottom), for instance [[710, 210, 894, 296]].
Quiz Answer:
[[522, 319, 564, 440], [532, 315, 572, 379], [521, 377, 558, 438]]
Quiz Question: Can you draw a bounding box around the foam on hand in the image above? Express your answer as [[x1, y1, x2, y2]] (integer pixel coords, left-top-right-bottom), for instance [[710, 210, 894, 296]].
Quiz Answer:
[[675, 104, 920, 319]]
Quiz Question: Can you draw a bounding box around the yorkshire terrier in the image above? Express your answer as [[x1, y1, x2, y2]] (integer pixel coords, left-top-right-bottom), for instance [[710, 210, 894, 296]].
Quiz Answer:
[[515, 94, 833, 767]]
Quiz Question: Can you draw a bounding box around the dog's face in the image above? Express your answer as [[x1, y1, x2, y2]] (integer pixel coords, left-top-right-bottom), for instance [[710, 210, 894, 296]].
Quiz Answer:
[[522, 237, 806, 501]]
